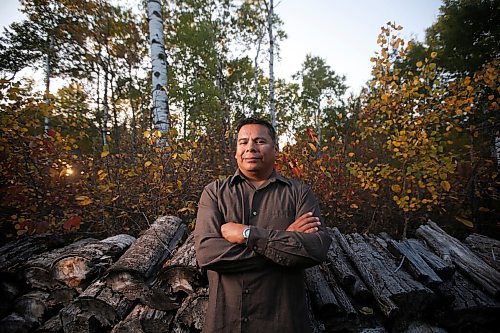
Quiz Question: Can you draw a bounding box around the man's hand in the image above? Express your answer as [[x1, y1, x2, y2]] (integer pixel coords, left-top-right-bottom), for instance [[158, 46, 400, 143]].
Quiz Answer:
[[221, 222, 247, 244], [286, 212, 321, 233]]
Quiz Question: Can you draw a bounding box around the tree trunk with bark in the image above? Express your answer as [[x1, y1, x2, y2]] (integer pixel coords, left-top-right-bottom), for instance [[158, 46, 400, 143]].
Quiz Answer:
[[147, 0, 170, 137]]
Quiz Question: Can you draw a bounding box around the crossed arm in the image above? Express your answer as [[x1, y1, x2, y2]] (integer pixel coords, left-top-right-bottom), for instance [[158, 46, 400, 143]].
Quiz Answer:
[[221, 212, 321, 244], [194, 184, 332, 273]]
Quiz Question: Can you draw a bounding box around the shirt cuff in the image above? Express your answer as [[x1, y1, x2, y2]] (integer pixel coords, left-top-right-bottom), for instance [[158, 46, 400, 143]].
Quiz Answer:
[[246, 226, 271, 255]]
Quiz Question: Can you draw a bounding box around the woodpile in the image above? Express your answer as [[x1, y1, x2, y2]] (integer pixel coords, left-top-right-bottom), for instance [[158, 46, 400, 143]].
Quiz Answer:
[[0, 217, 499, 332]]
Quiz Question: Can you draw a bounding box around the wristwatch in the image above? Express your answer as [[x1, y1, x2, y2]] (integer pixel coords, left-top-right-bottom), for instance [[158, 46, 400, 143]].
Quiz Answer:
[[243, 226, 251, 240]]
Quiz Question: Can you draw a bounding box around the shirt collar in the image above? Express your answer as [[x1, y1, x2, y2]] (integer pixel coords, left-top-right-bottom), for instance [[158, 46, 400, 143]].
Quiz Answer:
[[230, 168, 292, 186]]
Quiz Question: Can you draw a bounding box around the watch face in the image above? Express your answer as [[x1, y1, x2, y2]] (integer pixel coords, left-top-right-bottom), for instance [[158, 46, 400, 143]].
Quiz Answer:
[[244, 227, 250, 238]]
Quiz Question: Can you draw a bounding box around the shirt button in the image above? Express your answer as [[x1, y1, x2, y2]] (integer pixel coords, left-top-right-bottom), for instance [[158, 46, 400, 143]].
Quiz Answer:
[[252, 211, 257, 216], [243, 317, 249, 323], [244, 288, 250, 294], [253, 246, 258, 251]]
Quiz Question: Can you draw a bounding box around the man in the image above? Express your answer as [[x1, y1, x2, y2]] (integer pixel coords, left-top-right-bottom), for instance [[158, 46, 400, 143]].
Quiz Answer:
[[194, 117, 331, 332]]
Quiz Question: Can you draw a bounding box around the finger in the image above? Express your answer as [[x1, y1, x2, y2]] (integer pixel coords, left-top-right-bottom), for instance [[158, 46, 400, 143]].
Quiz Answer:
[[298, 217, 321, 231], [291, 213, 315, 228], [304, 227, 319, 233]]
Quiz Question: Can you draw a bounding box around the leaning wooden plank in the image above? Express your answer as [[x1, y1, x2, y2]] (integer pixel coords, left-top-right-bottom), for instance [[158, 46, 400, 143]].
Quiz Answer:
[[334, 231, 399, 318], [170, 288, 208, 333], [329, 228, 370, 301], [386, 238, 442, 287], [416, 221, 500, 297], [60, 279, 134, 333], [464, 233, 500, 272], [405, 239, 455, 279], [107, 216, 187, 301], [433, 271, 500, 330], [305, 265, 340, 318], [111, 304, 175, 333]]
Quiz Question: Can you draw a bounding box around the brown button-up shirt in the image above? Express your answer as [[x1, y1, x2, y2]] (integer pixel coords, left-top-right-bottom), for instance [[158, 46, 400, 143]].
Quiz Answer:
[[194, 169, 332, 333]]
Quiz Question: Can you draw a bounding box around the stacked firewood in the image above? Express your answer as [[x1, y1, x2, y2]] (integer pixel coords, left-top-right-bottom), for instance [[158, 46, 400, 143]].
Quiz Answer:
[[0, 217, 499, 333]]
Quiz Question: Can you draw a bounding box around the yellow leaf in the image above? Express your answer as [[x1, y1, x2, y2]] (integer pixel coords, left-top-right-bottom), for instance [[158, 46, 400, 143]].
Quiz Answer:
[[441, 180, 451, 192], [430, 51, 437, 58], [488, 95, 495, 101], [337, 113, 343, 119], [391, 184, 401, 193], [416, 61, 423, 68], [456, 109, 463, 116], [348, 152, 355, 157], [308, 143, 317, 152], [143, 130, 151, 138], [101, 150, 109, 158], [455, 216, 474, 228], [144, 161, 152, 167], [350, 203, 358, 209], [75, 195, 92, 206]]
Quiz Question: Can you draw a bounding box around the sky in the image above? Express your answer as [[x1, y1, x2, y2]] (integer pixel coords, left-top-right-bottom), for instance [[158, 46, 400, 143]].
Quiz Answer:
[[0, 0, 443, 95]]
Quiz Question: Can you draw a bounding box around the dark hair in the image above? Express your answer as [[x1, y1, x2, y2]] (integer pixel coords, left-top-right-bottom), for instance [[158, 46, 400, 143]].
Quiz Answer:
[[235, 117, 277, 145]]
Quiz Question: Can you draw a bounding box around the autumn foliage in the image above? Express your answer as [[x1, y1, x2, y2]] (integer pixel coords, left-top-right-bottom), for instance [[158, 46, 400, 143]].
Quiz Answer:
[[1, 22, 499, 243]]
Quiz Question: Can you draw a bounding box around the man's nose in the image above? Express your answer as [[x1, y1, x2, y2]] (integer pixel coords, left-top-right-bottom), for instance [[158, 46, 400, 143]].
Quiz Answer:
[[245, 141, 257, 151]]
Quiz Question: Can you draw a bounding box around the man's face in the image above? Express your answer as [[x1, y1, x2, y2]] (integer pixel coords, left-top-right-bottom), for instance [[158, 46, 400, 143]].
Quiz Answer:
[[235, 124, 277, 179]]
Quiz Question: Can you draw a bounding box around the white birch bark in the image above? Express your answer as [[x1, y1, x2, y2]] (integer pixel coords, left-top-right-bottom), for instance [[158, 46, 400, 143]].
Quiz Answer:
[[147, 0, 170, 137], [44, 36, 54, 135], [267, 0, 276, 128]]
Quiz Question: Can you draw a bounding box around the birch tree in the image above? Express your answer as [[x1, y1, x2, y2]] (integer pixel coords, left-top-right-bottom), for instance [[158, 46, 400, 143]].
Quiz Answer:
[[266, 0, 276, 128], [147, 0, 170, 137]]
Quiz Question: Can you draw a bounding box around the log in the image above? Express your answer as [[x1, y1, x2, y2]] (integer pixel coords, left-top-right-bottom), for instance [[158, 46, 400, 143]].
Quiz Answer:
[[34, 314, 63, 333], [334, 231, 399, 318], [170, 288, 208, 333], [22, 238, 98, 290], [464, 233, 500, 272], [416, 221, 500, 297], [405, 239, 455, 280], [158, 233, 203, 295], [0, 312, 33, 333], [0, 279, 22, 318], [404, 321, 447, 333], [305, 288, 325, 333], [386, 239, 442, 287], [0, 233, 74, 273], [305, 265, 340, 318], [52, 234, 135, 290], [320, 263, 359, 332], [111, 304, 175, 333], [343, 233, 435, 319], [320, 263, 358, 320], [60, 279, 134, 333], [13, 290, 51, 327], [329, 228, 370, 301], [107, 216, 187, 301], [433, 271, 500, 329]]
